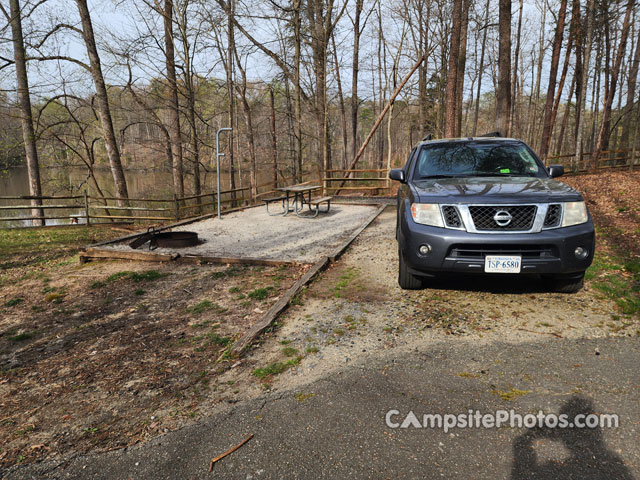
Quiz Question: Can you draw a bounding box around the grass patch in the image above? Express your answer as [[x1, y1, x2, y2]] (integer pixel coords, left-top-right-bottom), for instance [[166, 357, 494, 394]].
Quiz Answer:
[[306, 346, 319, 354], [252, 362, 289, 378], [9, 331, 34, 342], [332, 267, 358, 298], [282, 347, 298, 357], [44, 292, 65, 303], [207, 332, 231, 346], [248, 287, 274, 300], [295, 392, 315, 402], [4, 297, 23, 307], [252, 356, 303, 379], [187, 300, 227, 315], [586, 252, 640, 316], [89, 281, 105, 289], [105, 270, 166, 284], [0, 226, 115, 262], [492, 387, 530, 401]]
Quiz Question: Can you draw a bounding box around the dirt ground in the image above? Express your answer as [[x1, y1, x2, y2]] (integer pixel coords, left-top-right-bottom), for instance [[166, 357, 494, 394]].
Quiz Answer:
[[0, 258, 308, 467], [1, 171, 638, 471]]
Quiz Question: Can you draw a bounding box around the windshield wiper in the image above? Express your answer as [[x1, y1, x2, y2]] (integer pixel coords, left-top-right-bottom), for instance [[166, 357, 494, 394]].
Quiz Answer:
[[472, 173, 530, 177], [417, 174, 466, 179]]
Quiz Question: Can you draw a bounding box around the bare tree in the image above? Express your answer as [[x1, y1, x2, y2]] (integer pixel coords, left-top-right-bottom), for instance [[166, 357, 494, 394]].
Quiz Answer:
[[444, 0, 463, 138], [592, 0, 634, 169], [620, 13, 640, 149], [539, 0, 568, 161], [163, 0, 184, 197], [75, 0, 129, 206], [495, 0, 511, 136], [2, 0, 44, 225]]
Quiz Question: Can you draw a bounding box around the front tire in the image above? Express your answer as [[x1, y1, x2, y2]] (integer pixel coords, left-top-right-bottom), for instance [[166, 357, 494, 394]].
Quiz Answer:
[[548, 272, 585, 293], [398, 249, 423, 290]]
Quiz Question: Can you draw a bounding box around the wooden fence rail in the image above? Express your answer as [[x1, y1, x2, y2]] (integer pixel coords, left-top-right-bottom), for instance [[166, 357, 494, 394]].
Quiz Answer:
[[0, 170, 322, 227]]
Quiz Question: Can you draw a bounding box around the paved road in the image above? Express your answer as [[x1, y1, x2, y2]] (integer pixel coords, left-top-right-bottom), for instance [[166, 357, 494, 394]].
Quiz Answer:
[[6, 337, 639, 479]]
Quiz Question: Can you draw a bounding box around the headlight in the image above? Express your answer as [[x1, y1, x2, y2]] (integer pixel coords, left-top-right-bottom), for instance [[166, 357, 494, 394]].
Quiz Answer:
[[410, 203, 444, 227], [562, 201, 588, 227]]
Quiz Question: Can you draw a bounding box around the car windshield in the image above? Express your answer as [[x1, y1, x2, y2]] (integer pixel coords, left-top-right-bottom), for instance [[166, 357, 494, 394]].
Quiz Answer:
[[413, 141, 547, 179]]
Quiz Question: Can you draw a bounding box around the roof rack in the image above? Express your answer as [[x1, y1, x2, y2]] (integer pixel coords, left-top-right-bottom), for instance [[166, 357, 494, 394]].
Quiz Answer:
[[422, 133, 433, 141], [479, 131, 502, 137]]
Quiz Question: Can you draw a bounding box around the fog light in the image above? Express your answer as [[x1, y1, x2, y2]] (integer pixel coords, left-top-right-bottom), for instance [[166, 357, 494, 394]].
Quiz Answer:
[[419, 244, 432, 255], [574, 246, 588, 259]]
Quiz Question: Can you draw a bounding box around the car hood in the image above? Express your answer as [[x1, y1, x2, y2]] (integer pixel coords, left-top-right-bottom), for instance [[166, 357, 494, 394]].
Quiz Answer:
[[413, 176, 583, 204]]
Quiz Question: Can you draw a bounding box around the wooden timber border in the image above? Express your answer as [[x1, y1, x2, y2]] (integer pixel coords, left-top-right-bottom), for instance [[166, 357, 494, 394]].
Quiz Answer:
[[230, 204, 387, 356], [79, 202, 388, 356]]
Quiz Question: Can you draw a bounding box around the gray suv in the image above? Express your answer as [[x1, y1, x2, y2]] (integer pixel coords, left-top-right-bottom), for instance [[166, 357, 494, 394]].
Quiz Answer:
[[390, 136, 595, 292]]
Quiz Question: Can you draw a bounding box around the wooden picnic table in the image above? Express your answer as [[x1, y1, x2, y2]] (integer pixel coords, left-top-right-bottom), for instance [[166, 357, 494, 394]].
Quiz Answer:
[[264, 185, 327, 217]]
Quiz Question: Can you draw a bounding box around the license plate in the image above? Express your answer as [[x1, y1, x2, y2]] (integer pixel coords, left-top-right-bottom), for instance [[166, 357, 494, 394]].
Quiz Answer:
[[484, 255, 521, 273]]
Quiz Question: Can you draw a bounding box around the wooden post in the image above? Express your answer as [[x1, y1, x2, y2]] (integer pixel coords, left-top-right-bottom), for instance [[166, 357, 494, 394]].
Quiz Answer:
[[317, 163, 323, 195], [173, 194, 179, 221], [84, 191, 91, 226]]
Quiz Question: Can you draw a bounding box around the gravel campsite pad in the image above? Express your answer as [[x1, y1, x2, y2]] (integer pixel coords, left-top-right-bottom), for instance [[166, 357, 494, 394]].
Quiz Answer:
[[102, 204, 379, 263]]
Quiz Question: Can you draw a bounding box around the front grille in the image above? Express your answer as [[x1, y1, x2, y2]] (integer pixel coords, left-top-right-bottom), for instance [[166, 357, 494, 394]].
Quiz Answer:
[[469, 205, 537, 231], [448, 244, 559, 259], [544, 204, 562, 228], [442, 205, 462, 228]]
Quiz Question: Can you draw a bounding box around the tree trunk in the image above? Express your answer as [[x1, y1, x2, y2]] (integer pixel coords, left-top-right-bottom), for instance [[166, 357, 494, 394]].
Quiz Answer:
[[270, 87, 278, 189], [529, 3, 546, 146], [574, 0, 594, 171], [350, 0, 363, 159], [554, 75, 575, 155], [331, 33, 348, 170], [455, 0, 470, 137], [592, 0, 634, 170], [163, 0, 184, 198], [496, 0, 512, 136], [233, 48, 256, 202], [226, 0, 236, 202], [444, 0, 462, 138], [539, 0, 567, 162], [510, 0, 523, 137], [473, 0, 490, 136], [75, 0, 129, 206], [8, 0, 44, 225], [621, 16, 640, 149], [548, 26, 575, 150]]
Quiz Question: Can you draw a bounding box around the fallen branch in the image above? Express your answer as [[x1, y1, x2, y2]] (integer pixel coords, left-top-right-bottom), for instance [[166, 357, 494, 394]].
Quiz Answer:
[[517, 328, 562, 338], [208, 434, 254, 472], [334, 46, 435, 194]]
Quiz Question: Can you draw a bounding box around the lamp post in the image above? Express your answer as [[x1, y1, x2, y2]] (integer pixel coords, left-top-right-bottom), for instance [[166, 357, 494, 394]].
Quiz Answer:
[[215, 127, 232, 219]]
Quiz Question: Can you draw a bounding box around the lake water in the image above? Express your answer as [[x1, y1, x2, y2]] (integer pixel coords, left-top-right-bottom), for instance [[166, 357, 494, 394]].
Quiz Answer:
[[0, 166, 259, 227]]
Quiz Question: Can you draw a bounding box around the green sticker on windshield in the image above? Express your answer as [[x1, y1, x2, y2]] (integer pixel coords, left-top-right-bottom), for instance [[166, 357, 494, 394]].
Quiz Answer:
[[500, 168, 510, 174]]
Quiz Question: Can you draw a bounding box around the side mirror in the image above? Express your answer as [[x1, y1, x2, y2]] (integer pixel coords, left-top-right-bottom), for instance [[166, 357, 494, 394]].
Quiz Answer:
[[548, 165, 564, 178], [389, 168, 406, 183]]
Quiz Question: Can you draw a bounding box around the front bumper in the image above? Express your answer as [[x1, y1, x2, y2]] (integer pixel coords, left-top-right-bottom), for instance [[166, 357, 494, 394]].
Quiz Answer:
[[398, 208, 595, 277]]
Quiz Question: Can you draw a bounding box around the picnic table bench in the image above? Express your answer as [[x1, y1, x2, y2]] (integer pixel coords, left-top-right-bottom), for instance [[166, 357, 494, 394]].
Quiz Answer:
[[264, 185, 332, 218]]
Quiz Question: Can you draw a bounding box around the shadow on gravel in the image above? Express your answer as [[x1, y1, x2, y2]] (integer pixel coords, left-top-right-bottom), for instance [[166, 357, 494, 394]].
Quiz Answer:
[[424, 274, 552, 294], [511, 395, 633, 479]]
